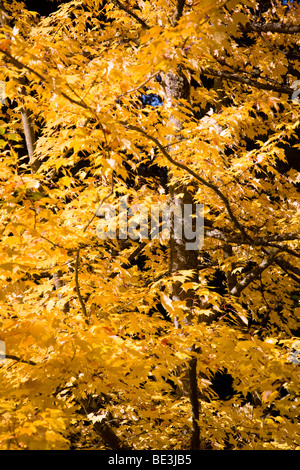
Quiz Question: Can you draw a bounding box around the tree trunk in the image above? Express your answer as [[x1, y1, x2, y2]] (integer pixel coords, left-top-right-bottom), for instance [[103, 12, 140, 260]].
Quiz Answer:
[[164, 70, 199, 317], [163, 68, 201, 450]]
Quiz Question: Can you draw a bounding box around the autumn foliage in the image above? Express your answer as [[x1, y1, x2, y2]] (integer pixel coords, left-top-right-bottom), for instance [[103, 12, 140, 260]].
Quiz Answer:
[[0, 0, 300, 450]]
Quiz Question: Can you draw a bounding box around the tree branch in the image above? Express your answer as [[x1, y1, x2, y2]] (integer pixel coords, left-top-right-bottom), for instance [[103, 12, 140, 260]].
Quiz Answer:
[[74, 248, 88, 320], [109, 241, 147, 279], [275, 257, 300, 285], [92, 419, 131, 450], [80, 399, 131, 450], [115, 72, 160, 102], [20, 107, 38, 171], [244, 22, 300, 34], [113, 0, 150, 29], [257, 30, 300, 60], [0, 354, 37, 366], [203, 68, 293, 96], [230, 250, 279, 297], [120, 122, 250, 241], [0, 49, 90, 110], [264, 243, 300, 258]]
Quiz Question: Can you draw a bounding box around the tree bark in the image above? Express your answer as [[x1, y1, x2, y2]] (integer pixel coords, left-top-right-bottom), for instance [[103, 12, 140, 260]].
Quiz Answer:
[[20, 107, 39, 173], [163, 67, 200, 450], [164, 70, 199, 319], [188, 355, 200, 450], [92, 420, 132, 450]]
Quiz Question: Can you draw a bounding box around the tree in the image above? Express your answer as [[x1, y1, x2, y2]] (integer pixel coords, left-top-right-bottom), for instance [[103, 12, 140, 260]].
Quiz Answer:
[[0, 0, 300, 450]]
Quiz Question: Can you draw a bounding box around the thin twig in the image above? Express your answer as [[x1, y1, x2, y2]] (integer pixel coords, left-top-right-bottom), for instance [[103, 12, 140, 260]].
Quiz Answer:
[[117, 72, 160, 99], [1, 354, 37, 366]]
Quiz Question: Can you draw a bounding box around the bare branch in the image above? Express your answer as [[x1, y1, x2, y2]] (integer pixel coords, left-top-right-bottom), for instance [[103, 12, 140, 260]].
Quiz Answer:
[[205, 228, 233, 243], [74, 248, 88, 320], [255, 233, 300, 244], [109, 242, 147, 280], [230, 251, 279, 297], [275, 257, 300, 284], [20, 107, 38, 171], [92, 419, 132, 450], [113, 0, 150, 29], [257, 31, 300, 60], [264, 243, 300, 258], [244, 22, 300, 34], [0, 354, 37, 366], [81, 398, 132, 450], [115, 72, 160, 101], [203, 68, 293, 96]]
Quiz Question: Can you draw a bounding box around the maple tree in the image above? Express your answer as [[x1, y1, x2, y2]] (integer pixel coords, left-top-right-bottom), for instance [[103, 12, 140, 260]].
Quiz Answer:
[[0, 0, 300, 450]]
